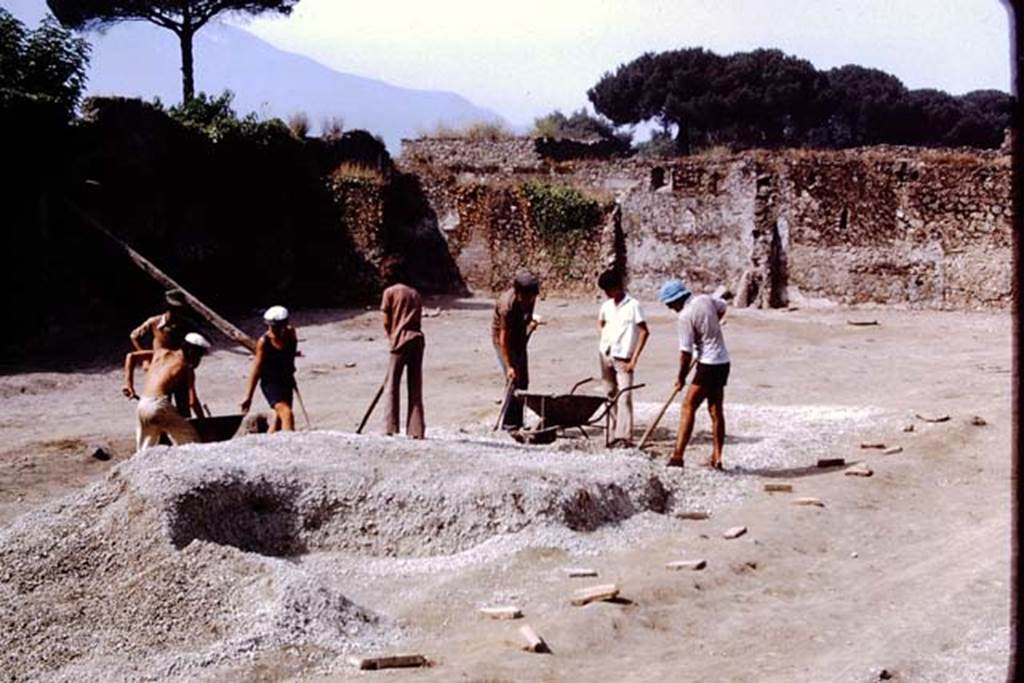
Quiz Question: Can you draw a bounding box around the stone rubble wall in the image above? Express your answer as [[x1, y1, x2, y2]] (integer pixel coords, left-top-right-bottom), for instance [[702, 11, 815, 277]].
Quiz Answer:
[[413, 171, 619, 294], [400, 139, 1012, 309]]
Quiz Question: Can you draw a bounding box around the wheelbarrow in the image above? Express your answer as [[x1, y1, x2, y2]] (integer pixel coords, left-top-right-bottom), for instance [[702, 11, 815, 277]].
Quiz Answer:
[[157, 406, 267, 445], [512, 377, 645, 447]]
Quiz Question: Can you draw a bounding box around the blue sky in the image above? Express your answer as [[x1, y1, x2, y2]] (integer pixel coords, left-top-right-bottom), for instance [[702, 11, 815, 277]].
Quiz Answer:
[[5, 0, 1014, 126]]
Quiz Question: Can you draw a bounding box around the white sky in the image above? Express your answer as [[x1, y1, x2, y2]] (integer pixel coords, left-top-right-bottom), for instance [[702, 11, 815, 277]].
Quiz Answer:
[[244, 0, 1015, 126]]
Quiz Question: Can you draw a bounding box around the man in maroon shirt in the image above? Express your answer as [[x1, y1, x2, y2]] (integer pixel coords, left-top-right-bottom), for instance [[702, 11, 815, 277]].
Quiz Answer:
[[380, 256, 425, 438]]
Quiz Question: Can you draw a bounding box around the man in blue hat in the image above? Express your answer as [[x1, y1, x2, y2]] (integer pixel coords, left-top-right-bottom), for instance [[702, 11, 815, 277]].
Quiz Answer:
[[658, 279, 730, 469]]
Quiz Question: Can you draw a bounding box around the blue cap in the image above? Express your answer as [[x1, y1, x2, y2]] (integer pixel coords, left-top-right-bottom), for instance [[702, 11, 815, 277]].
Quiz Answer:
[[658, 279, 690, 304]]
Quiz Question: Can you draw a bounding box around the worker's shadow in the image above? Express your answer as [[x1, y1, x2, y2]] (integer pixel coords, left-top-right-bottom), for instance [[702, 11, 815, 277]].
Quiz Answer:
[[639, 427, 764, 446], [720, 461, 864, 479], [425, 295, 495, 311]]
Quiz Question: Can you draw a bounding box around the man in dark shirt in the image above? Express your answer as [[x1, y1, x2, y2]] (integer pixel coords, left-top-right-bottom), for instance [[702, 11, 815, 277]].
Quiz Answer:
[[492, 270, 540, 431]]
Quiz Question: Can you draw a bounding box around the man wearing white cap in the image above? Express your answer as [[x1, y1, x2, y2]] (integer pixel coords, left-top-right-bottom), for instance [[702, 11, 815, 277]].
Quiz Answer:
[[659, 279, 730, 469], [122, 332, 211, 451], [240, 305, 298, 432]]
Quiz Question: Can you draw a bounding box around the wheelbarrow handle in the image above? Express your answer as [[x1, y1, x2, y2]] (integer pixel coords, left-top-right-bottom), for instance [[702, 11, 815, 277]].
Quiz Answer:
[[610, 383, 646, 404], [569, 377, 595, 394], [588, 383, 646, 428]]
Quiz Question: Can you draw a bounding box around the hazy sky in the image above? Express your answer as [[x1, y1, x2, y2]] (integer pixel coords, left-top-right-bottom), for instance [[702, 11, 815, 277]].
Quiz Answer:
[[6, 0, 1015, 126], [244, 0, 1014, 124]]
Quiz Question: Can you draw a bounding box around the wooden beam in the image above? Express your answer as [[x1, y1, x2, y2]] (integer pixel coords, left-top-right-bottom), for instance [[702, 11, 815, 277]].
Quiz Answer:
[[67, 200, 257, 353]]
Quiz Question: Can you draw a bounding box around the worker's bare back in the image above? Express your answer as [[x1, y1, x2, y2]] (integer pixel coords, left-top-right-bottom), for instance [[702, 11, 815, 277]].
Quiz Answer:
[[123, 348, 194, 400]]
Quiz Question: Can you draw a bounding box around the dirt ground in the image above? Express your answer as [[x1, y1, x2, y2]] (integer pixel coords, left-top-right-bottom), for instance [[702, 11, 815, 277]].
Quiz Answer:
[[0, 296, 1014, 681]]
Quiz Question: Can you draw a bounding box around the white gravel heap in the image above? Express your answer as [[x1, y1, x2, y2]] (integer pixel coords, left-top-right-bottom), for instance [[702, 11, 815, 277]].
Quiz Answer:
[[0, 403, 880, 681], [0, 430, 676, 681]]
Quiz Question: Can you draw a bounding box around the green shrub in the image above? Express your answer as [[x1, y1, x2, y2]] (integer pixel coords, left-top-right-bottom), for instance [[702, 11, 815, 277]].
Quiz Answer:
[[521, 181, 603, 239]]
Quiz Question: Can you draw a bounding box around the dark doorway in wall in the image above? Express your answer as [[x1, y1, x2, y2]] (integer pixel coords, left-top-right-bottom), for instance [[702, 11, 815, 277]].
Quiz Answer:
[[650, 167, 667, 191], [838, 206, 850, 232]]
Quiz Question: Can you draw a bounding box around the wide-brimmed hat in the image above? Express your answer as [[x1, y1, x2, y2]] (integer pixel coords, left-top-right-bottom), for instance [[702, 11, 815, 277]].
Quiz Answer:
[[658, 279, 691, 304]]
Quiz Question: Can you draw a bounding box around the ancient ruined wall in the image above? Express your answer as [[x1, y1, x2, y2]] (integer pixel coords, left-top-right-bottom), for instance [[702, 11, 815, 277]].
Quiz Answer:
[[412, 171, 619, 294], [778, 149, 1012, 308], [330, 172, 467, 295], [401, 138, 1013, 309], [400, 137, 543, 174], [333, 176, 386, 264]]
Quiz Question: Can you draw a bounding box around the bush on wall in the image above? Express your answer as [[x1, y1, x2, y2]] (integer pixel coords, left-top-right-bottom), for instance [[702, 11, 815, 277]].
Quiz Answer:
[[520, 181, 604, 240]]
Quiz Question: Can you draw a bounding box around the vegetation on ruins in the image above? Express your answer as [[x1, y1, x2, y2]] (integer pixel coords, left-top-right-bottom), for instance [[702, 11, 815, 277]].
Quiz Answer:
[[419, 120, 515, 141], [521, 181, 604, 240], [589, 47, 1014, 154], [45, 0, 299, 103], [531, 108, 630, 144]]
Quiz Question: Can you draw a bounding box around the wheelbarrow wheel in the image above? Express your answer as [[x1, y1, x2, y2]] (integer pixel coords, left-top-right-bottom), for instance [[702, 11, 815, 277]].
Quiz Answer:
[[510, 426, 558, 445]]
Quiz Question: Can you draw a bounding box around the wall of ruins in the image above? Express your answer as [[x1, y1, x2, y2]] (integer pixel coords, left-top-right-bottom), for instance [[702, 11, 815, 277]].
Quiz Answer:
[[400, 138, 1013, 310], [410, 163, 621, 295]]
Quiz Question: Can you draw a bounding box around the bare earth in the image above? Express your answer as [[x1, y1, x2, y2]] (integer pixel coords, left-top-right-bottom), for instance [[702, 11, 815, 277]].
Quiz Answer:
[[0, 297, 1013, 682]]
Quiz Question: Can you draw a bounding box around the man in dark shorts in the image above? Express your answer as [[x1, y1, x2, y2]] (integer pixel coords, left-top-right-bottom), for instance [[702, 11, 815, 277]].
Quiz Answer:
[[659, 279, 731, 469], [240, 305, 298, 432], [492, 270, 540, 431]]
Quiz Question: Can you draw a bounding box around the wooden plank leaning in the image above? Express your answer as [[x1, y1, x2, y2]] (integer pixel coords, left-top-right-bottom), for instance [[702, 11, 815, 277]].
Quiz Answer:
[[67, 200, 313, 429]]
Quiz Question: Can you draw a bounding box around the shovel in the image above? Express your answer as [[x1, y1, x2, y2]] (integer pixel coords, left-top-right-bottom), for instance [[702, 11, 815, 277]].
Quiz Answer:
[[493, 321, 540, 431], [356, 380, 386, 434], [637, 387, 680, 449]]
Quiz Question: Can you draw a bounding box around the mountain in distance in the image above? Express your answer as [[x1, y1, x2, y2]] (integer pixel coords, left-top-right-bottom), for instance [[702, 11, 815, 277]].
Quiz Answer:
[[78, 20, 504, 152]]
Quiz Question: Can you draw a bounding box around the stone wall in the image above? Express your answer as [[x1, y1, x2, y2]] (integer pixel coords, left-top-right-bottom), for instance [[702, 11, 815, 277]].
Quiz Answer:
[[330, 170, 467, 295], [400, 138, 1012, 309], [413, 171, 620, 294], [776, 148, 1012, 308]]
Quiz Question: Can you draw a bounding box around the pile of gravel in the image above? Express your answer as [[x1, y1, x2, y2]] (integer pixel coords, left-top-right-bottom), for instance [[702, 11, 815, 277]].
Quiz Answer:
[[0, 431, 678, 680], [1, 404, 881, 680]]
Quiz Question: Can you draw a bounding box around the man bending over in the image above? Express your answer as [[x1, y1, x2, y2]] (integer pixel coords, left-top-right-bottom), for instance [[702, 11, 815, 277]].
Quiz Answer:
[[658, 279, 730, 469], [123, 332, 211, 452]]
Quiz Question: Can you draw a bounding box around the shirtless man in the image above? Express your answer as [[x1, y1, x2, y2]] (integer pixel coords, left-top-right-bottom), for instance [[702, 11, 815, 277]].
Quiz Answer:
[[122, 332, 211, 452], [130, 289, 190, 352], [130, 289, 193, 415]]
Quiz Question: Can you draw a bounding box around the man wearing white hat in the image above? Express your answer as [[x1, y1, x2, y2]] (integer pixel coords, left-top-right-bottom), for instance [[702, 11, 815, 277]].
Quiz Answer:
[[122, 332, 211, 451], [240, 305, 298, 432]]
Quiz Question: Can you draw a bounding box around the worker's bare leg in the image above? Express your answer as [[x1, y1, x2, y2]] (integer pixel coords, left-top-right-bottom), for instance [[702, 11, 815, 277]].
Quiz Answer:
[[706, 386, 725, 468], [669, 384, 708, 466], [273, 402, 295, 432]]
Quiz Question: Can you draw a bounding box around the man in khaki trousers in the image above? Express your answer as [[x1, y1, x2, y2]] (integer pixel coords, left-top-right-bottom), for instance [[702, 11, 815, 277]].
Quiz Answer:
[[380, 256, 425, 438], [597, 269, 649, 447]]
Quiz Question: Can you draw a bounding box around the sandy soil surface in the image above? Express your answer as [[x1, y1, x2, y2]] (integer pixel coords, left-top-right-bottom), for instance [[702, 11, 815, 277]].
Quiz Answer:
[[0, 297, 1013, 681]]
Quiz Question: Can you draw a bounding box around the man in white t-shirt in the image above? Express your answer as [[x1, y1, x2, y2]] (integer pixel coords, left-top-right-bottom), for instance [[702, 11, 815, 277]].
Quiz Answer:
[[658, 279, 730, 469], [598, 269, 650, 447]]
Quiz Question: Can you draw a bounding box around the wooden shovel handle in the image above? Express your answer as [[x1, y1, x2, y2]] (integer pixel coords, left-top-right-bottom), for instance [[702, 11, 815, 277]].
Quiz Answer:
[[638, 386, 681, 449]]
